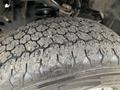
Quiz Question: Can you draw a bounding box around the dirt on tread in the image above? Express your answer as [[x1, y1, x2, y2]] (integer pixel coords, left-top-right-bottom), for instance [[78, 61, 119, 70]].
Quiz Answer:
[[0, 17, 120, 90]]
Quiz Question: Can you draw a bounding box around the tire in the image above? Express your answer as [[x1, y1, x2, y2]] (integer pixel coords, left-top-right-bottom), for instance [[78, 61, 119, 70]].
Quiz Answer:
[[0, 17, 120, 90]]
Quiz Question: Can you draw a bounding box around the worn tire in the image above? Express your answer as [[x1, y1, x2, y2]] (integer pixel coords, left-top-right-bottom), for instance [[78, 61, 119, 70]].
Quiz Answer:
[[0, 17, 120, 90]]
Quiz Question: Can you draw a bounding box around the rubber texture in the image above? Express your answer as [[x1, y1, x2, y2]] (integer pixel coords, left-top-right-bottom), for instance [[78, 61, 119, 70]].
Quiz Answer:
[[0, 17, 120, 90]]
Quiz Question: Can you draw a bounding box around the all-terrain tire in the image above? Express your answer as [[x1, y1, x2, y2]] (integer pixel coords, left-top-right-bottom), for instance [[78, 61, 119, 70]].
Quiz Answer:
[[0, 17, 120, 90]]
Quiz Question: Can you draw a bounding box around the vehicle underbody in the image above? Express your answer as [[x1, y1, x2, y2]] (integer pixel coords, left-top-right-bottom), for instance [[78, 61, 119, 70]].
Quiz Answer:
[[0, 0, 103, 32]]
